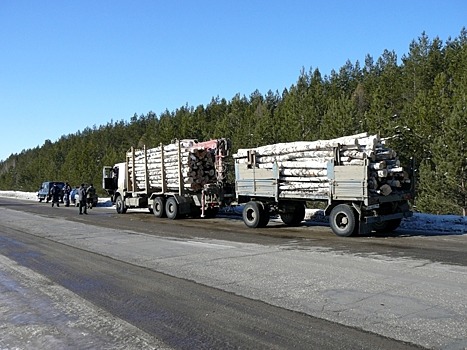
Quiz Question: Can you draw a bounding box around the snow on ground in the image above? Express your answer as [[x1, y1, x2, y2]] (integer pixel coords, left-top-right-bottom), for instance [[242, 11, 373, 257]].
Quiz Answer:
[[0, 191, 465, 235]]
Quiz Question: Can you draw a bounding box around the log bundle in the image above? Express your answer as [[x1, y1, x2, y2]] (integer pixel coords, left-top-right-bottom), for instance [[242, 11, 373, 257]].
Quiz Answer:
[[233, 132, 410, 197], [127, 139, 228, 193]]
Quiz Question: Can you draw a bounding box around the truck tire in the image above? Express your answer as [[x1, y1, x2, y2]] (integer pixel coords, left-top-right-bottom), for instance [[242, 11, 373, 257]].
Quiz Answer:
[[373, 218, 402, 233], [203, 207, 219, 219], [259, 203, 270, 227], [165, 197, 179, 220], [329, 204, 357, 237], [280, 202, 305, 226], [243, 201, 268, 228], [153, 197, 166, 218], [116, 196, 127, 214], [385, 218, 402, 231]]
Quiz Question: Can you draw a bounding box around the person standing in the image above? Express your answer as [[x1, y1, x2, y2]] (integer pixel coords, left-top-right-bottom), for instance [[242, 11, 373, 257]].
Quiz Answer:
[[86, 183, 96, 209], [78, 183, 87, 215], [63, 182, 72, 207], [51, 183, 61, 207]]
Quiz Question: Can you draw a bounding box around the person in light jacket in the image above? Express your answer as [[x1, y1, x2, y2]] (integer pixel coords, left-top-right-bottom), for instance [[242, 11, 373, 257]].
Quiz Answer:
[[78, 183, 87, 215]]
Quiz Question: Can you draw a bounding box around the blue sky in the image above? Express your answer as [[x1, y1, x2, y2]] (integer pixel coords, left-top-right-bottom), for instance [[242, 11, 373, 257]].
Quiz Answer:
[[0, 0, 465, 162]]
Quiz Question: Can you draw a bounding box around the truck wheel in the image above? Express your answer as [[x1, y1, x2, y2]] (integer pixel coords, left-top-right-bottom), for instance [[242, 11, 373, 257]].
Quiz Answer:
[[374, 218, 402, 232], [165, 197, 179, 220], [386, 218, 402, 231], [280, 202, 305, 226], [243, 201, 267, 228], [258, 203, 270, 228], [329, 204, 356, 237], [116, 196, 127, 214], [153, 197, 166, 218], [372, 221, 387, 232], [203, 207, 219, 219]]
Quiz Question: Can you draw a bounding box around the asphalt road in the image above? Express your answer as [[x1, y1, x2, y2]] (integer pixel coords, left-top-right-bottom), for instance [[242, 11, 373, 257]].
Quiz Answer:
[[1, 197, 466, 349]]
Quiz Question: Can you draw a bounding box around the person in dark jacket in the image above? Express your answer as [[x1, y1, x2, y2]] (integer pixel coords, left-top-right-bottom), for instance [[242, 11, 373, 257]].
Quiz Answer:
[[78, 183, 87, 215], [51, 183, 61, 207], [86, 183, 96, 209], [63, 182, 72, 207]]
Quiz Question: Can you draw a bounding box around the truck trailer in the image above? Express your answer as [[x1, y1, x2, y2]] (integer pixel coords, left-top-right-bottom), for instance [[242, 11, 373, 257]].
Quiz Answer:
[[234, 132, 414, 237], [103, 138, 231, 219]]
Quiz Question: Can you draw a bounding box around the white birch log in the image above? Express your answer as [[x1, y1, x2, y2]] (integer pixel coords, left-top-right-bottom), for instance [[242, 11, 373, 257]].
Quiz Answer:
[[279, 182, 329, 190], [342, 159, 365, 166], [370, 161, 387, 170], [387, 166, 404, 173], [248, 161, 328, 169], [279, 189, 330, 197], [280, 168, 328, 177], [237, 150, 335, 163], [375, 149, 397, 160], [279, 176, 329, 182], [340, 150, 375, 161], [378, 184, 392, 196], [356, 135, 380, 148], [234, 132, 409, 199], [129, 139, 228, 192], [377, 169, 388, 178], [234, 133, 370, 158]]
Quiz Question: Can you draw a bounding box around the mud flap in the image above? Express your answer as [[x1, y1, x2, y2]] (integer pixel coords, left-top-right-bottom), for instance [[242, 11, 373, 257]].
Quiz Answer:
[[172, 195, 193, 215], [358, 221, 372, 235]]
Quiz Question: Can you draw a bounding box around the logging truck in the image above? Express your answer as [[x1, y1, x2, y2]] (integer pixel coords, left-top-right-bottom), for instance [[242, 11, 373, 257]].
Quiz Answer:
[[234, 133, 414, 237], [102, 139, 231, 219]]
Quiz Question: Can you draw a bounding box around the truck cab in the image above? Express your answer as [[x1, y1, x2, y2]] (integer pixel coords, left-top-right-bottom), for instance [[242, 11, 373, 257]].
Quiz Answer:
[[102, 162, 126, 203]]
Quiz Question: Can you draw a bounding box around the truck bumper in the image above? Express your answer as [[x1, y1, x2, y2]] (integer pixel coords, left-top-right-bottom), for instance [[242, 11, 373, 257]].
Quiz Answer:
[[364, 210, 413, 224]]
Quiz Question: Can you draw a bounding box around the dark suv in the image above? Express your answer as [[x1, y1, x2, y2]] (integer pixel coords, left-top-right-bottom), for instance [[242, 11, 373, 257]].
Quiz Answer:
[[37, 181, 65, 202]]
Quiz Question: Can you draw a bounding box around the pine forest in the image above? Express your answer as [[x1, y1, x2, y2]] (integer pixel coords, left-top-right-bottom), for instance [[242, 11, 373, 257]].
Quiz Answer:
[[1, 30, 466, 215]]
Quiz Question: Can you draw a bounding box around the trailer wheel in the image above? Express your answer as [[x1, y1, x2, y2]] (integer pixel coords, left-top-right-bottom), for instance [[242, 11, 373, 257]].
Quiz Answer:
[[329, 204, 356, 237], [166, 197, 179, 220], [280, 202, 305, 226], [115, 196, 127, 214], [153, 197, 166, 218], [243, 201, 267, 228]]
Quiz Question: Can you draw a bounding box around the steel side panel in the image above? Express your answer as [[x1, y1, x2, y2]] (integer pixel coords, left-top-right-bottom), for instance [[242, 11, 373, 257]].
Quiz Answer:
[[333, 165, 367, 200], [236, 165, 275, 180], [235, 163, 278, 198], [236, 179, 277, 197]]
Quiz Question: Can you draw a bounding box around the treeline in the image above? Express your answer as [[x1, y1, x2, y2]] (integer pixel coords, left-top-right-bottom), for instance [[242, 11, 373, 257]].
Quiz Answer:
[[1, 30, 466, 215]]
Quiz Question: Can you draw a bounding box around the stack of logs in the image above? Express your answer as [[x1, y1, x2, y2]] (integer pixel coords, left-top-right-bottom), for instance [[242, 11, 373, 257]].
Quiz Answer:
[[127, 139, 226, 192], [233, 132, 410, 197]]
